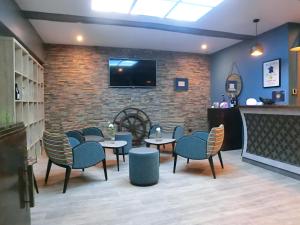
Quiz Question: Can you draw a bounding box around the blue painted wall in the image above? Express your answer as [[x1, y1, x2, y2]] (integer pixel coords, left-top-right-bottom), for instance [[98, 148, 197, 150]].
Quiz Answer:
[[210, 24, 289, 105]]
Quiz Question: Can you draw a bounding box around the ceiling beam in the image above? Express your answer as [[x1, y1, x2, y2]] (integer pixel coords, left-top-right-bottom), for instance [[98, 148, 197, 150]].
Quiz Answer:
[[22, 10, 254, 40]]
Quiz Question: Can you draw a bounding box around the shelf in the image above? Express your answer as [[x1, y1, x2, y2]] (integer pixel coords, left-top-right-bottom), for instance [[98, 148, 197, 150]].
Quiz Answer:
[[22, 52, 28, 77], [15, 102, 23, 123], [14, 45, 23, 73], [22, 102, 29, 126], [1, 37, 44, 158], [15, 70, 24, 76]]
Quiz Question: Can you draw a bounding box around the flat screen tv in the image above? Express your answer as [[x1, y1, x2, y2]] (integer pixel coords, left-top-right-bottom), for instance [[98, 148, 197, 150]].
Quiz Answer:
[[109, 58, 156, 87]]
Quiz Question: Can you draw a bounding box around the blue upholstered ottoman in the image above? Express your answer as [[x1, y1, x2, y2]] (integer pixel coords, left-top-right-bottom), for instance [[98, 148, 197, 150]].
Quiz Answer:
[[129, 147, 159, 186], [114, 132, 132, 155]]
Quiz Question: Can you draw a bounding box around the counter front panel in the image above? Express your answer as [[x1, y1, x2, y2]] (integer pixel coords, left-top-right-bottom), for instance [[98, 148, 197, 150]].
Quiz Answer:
[[245, 113, 300, 167], [240, 106, 300, 177]]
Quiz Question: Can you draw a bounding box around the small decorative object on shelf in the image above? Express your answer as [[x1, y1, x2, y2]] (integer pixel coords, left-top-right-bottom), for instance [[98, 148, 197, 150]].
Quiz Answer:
[[220, 95, 229, 108], [246, 98, 258, 106], [212, 102, 219, 108], [272, 91, 285, 102], [107, 122, 115, 143], [259, 97, 274, 105], [229, 94, 238, 107], [155, 127, 162, 141], [15, 83, 20, 100]]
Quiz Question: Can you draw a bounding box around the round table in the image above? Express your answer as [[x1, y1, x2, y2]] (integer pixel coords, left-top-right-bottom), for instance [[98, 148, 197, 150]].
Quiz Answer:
[[144, 138, 176, 158], [100, 140, 127, 171], [85, 135, 104, 142]]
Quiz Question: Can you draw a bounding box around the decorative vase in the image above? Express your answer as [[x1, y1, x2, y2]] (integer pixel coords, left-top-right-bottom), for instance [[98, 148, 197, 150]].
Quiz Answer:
[[110, 136, 115, 144], [155, 130, 162, 141]]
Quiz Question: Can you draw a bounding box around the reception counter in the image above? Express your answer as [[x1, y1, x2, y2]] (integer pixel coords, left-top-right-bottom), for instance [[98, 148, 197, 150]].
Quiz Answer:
[[240, 106, 300, 179]]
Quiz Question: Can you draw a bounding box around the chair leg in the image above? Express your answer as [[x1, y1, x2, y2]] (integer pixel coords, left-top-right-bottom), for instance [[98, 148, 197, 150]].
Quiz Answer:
[[218, 151, 224, 169], [33, 172, 39, 194], [102, 159, 108, 181], [63, 167, 71, 193], [172, 143, 175, 156], [116, 148, 120, 171], [45, 159, 52, 184], [157, 145, 161, 159], [122, 147, 125, 162], [187, 158, 190, 164], [208, 156, 216, 179], [173, 154, 177, 173]]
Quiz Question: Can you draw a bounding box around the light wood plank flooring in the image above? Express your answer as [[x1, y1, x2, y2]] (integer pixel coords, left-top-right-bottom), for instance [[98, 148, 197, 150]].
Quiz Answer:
[[32, 147, 300, 225]]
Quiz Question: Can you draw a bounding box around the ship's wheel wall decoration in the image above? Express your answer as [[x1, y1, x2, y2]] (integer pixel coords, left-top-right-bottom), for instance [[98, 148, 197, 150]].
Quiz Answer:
[[113, 108, 152, 146]]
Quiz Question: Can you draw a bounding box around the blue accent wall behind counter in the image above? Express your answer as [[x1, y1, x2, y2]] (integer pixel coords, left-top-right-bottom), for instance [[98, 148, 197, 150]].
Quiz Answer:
[[210, 24, 289, 105]]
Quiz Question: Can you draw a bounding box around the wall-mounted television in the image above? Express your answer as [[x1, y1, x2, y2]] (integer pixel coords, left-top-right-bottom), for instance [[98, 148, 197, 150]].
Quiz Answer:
[[109, 58, 156, 87]]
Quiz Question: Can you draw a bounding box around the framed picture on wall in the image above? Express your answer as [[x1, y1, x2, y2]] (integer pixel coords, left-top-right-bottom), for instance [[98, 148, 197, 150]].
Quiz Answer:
[[174, 78, 189, 91], [263, 59, 281, 88]]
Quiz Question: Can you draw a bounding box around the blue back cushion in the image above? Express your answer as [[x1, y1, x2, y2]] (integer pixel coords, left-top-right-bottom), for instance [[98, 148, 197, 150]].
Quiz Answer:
[[68, 137, 80, 148]]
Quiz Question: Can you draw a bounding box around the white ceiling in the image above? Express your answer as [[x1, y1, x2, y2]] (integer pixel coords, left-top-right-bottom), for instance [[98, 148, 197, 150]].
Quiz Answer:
[[29, 20, 241, 53], [16, 0, 300, 54]]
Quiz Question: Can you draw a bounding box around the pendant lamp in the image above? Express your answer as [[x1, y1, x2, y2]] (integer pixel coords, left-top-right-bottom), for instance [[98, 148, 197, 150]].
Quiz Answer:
[[250, 19, 264, 57]]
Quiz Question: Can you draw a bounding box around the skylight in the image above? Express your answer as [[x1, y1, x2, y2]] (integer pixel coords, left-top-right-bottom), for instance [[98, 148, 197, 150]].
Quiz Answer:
[[182, 0, 224, 7], [131, 0, 177, 18], [91, 0, 224, 22], [166, 3, 211, 22]]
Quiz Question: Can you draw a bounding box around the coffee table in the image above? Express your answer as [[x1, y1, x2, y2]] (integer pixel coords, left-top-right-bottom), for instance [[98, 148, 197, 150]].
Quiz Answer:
[[144, 138, 176, 158], [100, 140, 127, 171], [85, 135, 104, 142]]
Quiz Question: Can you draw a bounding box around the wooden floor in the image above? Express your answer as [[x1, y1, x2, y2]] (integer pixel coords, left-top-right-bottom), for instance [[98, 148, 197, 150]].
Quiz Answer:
[[32, 146, 300, 225]]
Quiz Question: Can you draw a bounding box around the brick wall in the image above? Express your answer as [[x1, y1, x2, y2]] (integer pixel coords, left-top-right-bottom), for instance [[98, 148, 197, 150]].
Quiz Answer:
[[44, 45, 211, 135]]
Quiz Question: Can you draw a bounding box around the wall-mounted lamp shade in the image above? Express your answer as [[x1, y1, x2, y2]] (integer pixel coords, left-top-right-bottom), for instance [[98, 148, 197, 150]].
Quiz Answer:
[[290, 38, 300, 52], [250, 43, 264, 56]]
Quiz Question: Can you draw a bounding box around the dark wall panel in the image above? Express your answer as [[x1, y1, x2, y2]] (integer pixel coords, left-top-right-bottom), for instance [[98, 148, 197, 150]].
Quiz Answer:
[[0, 0, 45, 61]]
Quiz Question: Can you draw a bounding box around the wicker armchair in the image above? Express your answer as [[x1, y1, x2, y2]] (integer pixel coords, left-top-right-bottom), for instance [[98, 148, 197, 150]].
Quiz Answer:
[[43, 130, 107, 193]]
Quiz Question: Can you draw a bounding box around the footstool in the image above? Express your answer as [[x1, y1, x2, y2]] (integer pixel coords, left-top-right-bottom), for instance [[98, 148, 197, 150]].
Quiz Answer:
[[129, 147, 159, 186]]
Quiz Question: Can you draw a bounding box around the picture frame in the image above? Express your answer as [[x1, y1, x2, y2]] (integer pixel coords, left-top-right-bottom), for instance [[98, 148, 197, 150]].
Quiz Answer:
[[263, 59, 281, 88], [272, 90, 285, 102], [174, 78, 188, 91]]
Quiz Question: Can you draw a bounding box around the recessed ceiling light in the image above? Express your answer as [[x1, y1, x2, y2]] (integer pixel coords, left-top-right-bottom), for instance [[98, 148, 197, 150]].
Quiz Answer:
[[76, 35, 83, 42], [91, 0, 134, 14], [131, 0, 177, 18], [166, 3, 211, 22], [201, 44, 208, 50], [182, 0, 224, 7]]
